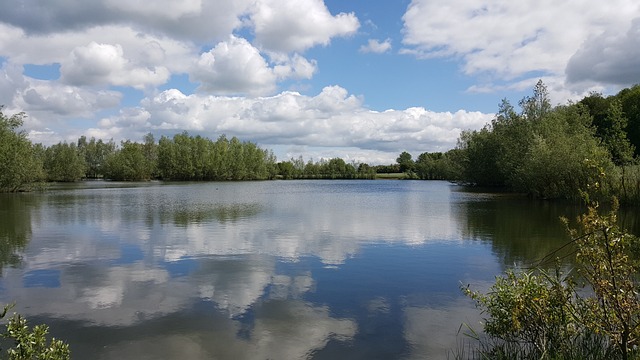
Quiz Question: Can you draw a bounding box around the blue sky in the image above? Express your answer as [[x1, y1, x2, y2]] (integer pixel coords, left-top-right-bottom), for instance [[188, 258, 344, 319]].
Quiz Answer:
[[1, 0, 639, 164]]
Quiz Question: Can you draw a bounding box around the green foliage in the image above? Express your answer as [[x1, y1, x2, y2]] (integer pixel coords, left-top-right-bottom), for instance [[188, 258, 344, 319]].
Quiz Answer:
[[415, 150, 464, 180], [0, 305, 70, 359], [457, 127, 504, 187], [0, 108, 45, 192], [275, 157, 373, 179], [463, 268, 583, 359], [156, 132, 274, 181], [43, 142, 86, 182], [77, 136, 115, 178], [618, 85, 640, 159], [601, 100, 635, 166], [516, 104, 612, 200], [568, 199, 640, 359], [462, 198, 640, 360], [104, 140, 154, 181], [454, 81, 616, 200], [396, 151, 415, 173]]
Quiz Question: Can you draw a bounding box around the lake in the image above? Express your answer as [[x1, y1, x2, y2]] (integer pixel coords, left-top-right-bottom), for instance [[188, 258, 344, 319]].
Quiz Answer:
[[0, 180, 636, 359]]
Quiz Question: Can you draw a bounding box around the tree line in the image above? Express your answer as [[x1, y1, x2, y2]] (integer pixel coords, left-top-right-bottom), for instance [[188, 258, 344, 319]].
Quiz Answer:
[[2, 82, 640, 200], [388, 82, 640, 202], [0, 108, 378, 191], [276, 156, 376, 179]]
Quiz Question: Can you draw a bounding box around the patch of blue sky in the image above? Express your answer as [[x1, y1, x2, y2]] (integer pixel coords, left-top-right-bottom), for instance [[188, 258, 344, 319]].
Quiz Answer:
[[23, 63, 61, 80], [112, 86, 144, 107], [159, 73, 198, 95]]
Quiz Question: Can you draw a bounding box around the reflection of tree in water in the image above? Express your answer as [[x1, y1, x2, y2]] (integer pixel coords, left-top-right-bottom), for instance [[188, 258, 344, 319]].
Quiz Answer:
[[456, 197, 585, 267], [167, 203, 262, 226], [618, 206, 640, 236], [0, 195, 39, 271]]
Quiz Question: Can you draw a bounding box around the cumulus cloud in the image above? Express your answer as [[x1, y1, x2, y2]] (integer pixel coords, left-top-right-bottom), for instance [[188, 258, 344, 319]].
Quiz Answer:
[[60, 42, 170, 89], [98, 86, 492, 162], [566, 18, 640, 87], [359, 38, 392, 54], [401, 0, 640, 92], [190, 36, 318, 97], [1, 60, 121, 130], [21, 81, 121, 116], [250, 0, 359, 52], [0, 24, 196, 71]]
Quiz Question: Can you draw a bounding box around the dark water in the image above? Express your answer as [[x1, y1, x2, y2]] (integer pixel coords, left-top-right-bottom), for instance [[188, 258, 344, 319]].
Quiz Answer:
[[0, 180, 636, 359]]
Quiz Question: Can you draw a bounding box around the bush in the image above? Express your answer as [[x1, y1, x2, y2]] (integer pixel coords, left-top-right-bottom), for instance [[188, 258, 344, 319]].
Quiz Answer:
[[0, 305, 70, 360], [460, 198, 640, 360]]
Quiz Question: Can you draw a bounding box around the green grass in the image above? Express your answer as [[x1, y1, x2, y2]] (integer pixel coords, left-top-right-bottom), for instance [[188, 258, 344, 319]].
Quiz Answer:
[[375, 173, 406, 179]]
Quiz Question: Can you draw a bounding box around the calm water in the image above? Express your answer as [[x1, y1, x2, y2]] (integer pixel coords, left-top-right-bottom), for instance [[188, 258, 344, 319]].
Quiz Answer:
[[0, 180, 634, 359]]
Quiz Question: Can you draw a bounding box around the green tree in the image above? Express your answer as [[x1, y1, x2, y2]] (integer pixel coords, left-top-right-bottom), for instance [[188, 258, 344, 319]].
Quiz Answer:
[[618, 85, 640, 158], [396, 151, 414, 173], [104, 141, 152, 181], [601, 99, 635, 166], [457, 128, 503, 186], [142, 133, 158, 179], [277, 161, 295, 179], [515, 104, 612, 200], [0, 108, 45, 192], [520, 79, 552, 122], [44, 142, 86, 182], [77, 136, 115, 178]]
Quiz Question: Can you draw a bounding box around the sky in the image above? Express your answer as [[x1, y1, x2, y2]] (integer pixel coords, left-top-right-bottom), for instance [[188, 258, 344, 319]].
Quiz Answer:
[[1, 0, 639, 164]]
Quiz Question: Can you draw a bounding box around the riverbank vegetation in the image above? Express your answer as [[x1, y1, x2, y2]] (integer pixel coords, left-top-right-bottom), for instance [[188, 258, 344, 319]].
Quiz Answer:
[[1, 82, 639, 201], [392, 82, 640, 203], [460, 197, 640, 360]]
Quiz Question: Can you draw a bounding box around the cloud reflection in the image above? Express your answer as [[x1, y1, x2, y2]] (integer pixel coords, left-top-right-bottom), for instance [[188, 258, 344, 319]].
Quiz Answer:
[[0, 181, 496, 359]]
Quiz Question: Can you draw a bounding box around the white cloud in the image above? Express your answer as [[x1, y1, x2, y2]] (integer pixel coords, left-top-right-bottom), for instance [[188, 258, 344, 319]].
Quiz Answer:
[[0, 24, 196, 72], [21, 81, 122, 116], [97, 86, 492, 162], [0, 61, 121, 132], [60, 42, 171, 89], [359, 38, 392, 54], [190, 36, 280, 96], [250, 0, 360, 53], [401, 0, 640, 93]]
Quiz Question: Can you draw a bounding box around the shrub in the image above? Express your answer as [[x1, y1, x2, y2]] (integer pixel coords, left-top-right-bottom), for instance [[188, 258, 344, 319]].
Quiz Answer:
[[0, 305, 70, 360]]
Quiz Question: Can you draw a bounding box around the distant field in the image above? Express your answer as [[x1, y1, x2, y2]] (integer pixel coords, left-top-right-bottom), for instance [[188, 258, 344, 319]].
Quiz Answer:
[[375, 173, 405, 179]]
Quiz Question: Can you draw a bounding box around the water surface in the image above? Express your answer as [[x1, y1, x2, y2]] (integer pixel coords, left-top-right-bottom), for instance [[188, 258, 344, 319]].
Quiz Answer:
[[0, 180, 601, 359]]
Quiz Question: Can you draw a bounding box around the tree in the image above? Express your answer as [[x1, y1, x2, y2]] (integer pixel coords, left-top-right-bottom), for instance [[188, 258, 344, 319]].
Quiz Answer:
[[142, 133, 158, 179], [77, 136, 115, 178], [515, 104, 612, 200], [618, 85, 640, 158], [104, 141, 152, 181], [520, 79, 552, 122], [0, 108, 45, 192], [44, 142, 86, 182], [396, 151, 414, 173], [457, 128, 504, 186]]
